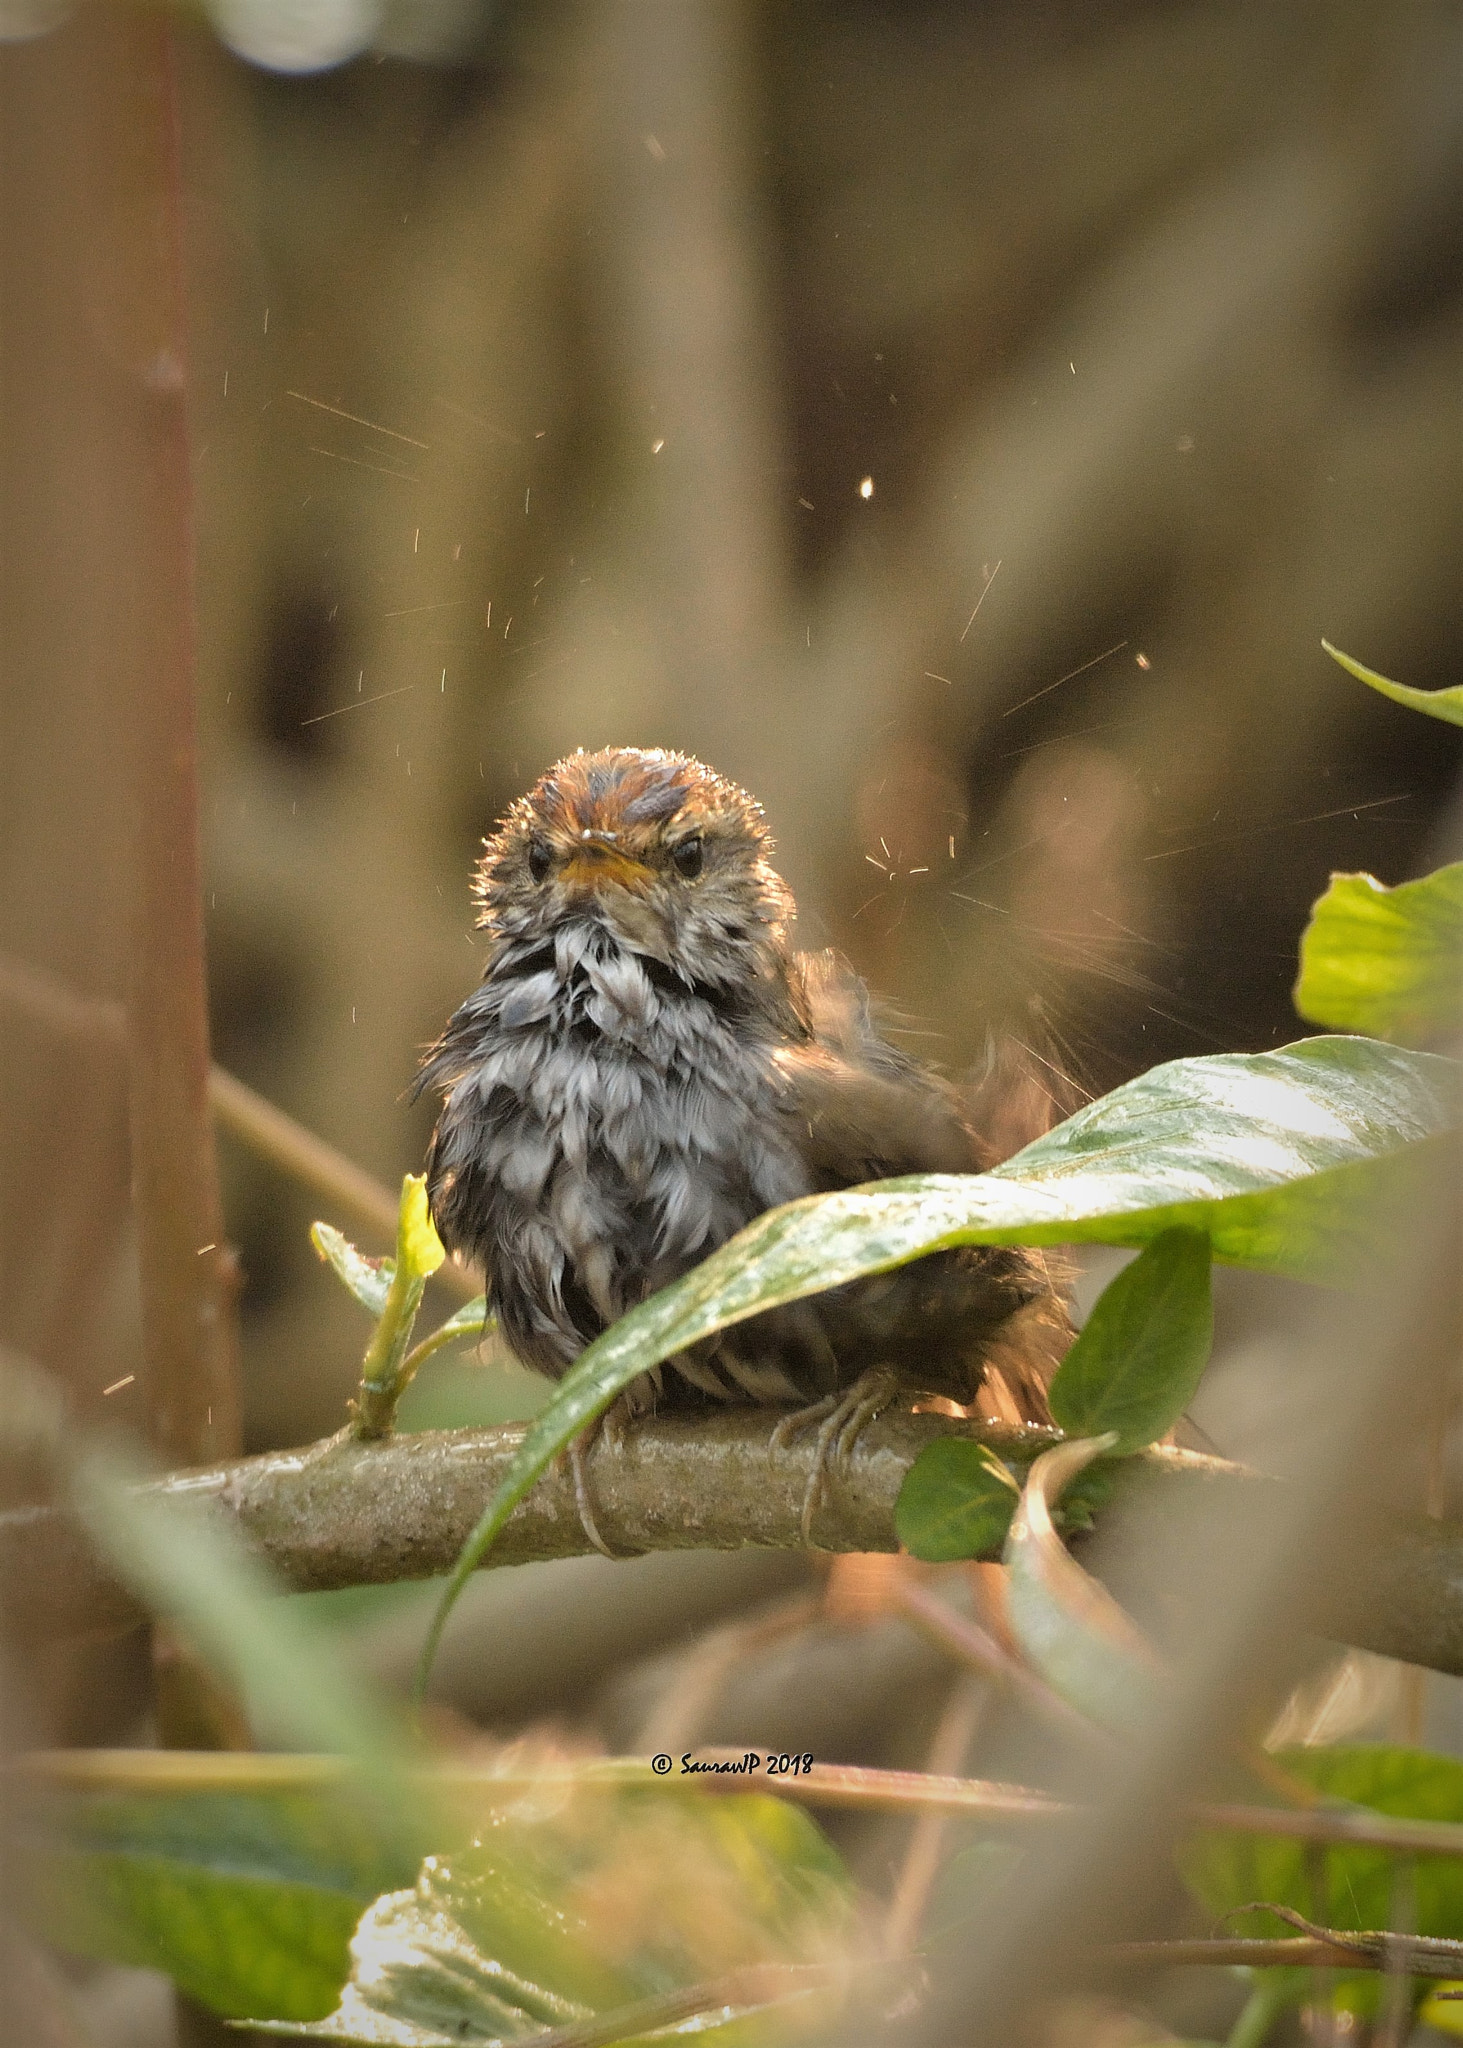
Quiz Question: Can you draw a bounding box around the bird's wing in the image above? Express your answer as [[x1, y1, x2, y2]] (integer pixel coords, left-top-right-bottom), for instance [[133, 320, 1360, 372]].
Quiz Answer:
[[784, 950, 983, 1184], [776, 1042, 982, 1185], [795, 946, 923, 1080]]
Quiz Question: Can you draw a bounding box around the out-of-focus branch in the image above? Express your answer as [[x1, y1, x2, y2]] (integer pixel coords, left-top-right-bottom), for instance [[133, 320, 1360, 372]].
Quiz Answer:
[[587, 0, 788, 748], [209, 1068, 480, 1303], [118, 21, 239, 1473], [889, 1573, 1094, 1740], [6, 1407, 1463, 1689], [210, 1066, 402, 1246], [106, 28, 247, 2042], [635, 1591, 822, 1756], [0, 948, 478, 1300], [883, 1679, 986, 1957], [27, 1747, 1463, 1866]]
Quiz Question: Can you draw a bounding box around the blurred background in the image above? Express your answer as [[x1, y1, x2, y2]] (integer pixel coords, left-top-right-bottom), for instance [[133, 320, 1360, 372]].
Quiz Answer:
[[3, 1, 1463, 2038]]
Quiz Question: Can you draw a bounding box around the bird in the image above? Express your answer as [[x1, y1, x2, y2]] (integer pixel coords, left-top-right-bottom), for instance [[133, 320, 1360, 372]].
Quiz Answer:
[[419, 746, 1070, 1549]]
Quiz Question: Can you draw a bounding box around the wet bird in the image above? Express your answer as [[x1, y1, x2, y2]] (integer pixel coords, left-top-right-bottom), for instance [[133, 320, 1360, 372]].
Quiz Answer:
[[420, 747, 1069, 1548]]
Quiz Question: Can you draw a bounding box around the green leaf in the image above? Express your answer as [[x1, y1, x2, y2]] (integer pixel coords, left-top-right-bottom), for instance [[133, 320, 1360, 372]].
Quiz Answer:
[[895, 1440, 1020, 1563], [417, 1295, 494, 1348], [893, 1437, 1122, 1565], [1183, 1744, 1463, 2021], [1048, 1229, 1213, 1454], [0, 1358, 421, 2022], [1184, 1743, 1463, 1932], [397, 1175, 446, 1279], [259, 1787, 854, 2044], [312, 1221, 395, 1317], [0, 1350, 410, 1775], [26, 1755, 848, 2032], [354, 1176, 458, 1437], [1295, 864, 1463, 1045], [71, 1443, 411, 1769], [398, 1295, 496, 1383], [1323, 640, 1463, 728], [27, 1761, 426, 2023], [415, 1036, 1457, 1692]]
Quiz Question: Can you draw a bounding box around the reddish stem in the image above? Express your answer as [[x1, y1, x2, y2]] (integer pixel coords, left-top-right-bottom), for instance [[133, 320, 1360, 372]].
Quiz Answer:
[[120, 22, 240, 1469]]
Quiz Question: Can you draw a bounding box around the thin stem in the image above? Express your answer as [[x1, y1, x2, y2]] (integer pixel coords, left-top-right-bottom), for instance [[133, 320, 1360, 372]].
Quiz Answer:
[[352, 1261, 430, 1440], [398, 1305, 495, 1380], [883, 1677, 986, 1956], [891, 1573, 1100, 1742], [1225, 1980, 1290, 2048], [1109, 1924, 1463, 1977], [27, 1746, 1463, 1870], [350, 1180, 444, 1439]]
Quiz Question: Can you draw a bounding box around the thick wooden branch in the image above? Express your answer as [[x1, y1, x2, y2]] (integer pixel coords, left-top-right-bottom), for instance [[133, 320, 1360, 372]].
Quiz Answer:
[[4, 1409, 1462, 1679]]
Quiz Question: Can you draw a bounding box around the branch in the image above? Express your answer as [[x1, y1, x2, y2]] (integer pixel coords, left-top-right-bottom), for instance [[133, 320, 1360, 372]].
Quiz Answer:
[[1102, 1936, 1449, 1975], [0, 948, 479, 1301], [210, 1070, 480, 1307], [121, 25, 240, 1470], [4, 1408, 1463, 1683], [30, 1746, 1463, 1865]]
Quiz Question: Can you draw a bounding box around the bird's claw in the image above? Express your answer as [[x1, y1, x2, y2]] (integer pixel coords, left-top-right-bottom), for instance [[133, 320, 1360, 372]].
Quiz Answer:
[[564, 1431, 640, 1560], [767, 1391, 839, 1463], [769, 1368, 901, 1548], [833, 1366, 899, 1470]]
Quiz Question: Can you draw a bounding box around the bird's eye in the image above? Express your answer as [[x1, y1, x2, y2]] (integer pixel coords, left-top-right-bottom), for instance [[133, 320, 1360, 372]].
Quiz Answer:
[[671, 834, 704, 880], [527, 836, 552, 883]]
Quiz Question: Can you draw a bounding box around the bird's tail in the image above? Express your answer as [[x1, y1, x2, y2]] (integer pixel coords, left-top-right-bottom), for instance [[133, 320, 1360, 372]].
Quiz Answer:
[[960, 1023, 1088, 1167], [960, 1025, 1086, 1428], [974, 1265, 1074, 1428]]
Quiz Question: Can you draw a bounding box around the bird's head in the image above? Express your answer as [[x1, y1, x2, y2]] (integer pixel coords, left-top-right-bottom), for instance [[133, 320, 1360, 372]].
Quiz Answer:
[[474, 748, 797, 989]]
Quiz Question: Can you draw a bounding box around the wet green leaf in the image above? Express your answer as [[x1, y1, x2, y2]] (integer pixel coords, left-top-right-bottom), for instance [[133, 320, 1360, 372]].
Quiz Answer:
[[257, 1786, 854, 2044], [894, 1438, 1122, 1565], [1048, 1229, 1213, 1454], [894, 1439, 1020, 1563], [1323, 640, 1463, 728], [417, 1036, 1456, 1690], [313, 1222, 395, 1317], [1295, 864, 1463, 1045]]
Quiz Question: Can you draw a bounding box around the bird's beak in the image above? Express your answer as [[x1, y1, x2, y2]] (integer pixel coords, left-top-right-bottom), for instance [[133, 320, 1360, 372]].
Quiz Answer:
[[561, 836, 651, 892]]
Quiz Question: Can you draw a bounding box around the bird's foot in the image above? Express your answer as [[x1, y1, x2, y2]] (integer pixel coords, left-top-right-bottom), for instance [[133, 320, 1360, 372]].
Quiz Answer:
[[769, 1366, 902, 1547], [767, 1390, 840, 1462], [561, 1428, 641, 1560]]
